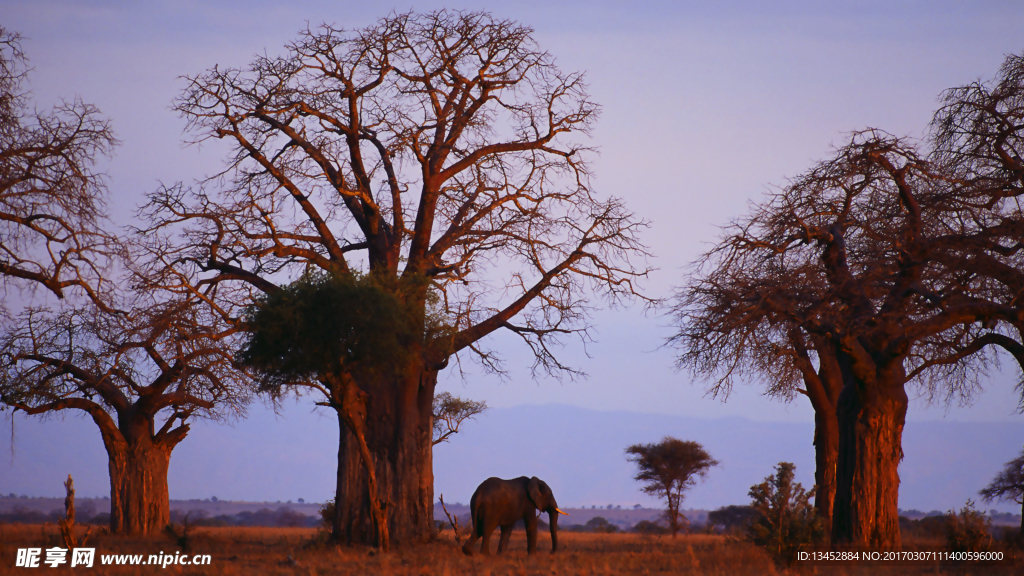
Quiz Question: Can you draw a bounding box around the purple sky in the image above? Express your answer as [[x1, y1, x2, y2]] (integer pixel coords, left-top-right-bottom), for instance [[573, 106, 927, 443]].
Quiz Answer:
[[3, 1, 1024, 507]]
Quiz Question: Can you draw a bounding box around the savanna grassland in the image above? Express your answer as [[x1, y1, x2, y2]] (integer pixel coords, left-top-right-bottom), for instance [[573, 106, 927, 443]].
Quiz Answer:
[[1, 524, 1018, 575]]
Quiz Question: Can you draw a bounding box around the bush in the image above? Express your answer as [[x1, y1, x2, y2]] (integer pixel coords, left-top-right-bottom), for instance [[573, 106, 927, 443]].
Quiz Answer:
[[319, 499, 335, 531], [945, 500, 992, 553], [747, 462, 826, 566], [707, 505, 756, 534], [633, 519, 669, 535], [584, 516, 619, 533], [899, 514, 949, 540], [994, 526, 1021, 549]]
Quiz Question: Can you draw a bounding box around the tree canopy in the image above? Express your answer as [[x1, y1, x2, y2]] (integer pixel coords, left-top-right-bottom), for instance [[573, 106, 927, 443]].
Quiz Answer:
[[625, 437, 717, 537]]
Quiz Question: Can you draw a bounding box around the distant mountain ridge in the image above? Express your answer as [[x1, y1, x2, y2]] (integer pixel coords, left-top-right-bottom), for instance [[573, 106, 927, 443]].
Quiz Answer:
[[2, 403, 1022, 514], [433, 404, 1024, 513]]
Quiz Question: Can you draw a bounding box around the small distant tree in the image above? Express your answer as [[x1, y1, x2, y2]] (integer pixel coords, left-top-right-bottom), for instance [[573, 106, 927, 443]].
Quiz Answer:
[[748, 462, 826, 566], [431, 391, 486, 445], [625, 437, 718, 537], [979, 445, 1024, 536]]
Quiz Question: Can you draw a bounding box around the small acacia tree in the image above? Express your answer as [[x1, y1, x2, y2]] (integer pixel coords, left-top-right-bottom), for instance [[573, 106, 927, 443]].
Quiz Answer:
[[0, 294, 253, 535], [432, 391, 487, 446], [979, 446, 1024, 536], [140, 10, 649, 547], [748, 462, 826, 565], [0, 28, 118, 306], [625, 437, 717, 537]]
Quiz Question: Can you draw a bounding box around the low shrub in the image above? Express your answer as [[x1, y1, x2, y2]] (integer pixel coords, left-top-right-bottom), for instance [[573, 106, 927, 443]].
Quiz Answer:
[[746, 462, 826, 566], [945, 500, 992, 553]]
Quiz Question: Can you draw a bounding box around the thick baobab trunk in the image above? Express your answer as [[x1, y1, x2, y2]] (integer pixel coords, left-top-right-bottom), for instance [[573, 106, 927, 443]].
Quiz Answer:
[[333, 365, 437, 547], [105, 437, 174, 534], [831, 372, 908, 547], [92, 408, 185, 536]]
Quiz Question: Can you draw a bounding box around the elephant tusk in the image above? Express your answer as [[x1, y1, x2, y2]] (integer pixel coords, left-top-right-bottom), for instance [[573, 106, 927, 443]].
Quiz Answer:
[[556, 508, 569, 516]]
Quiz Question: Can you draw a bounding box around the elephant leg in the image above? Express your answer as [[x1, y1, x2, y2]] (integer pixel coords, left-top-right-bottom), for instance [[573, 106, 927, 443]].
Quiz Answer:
[[478, 517, 500, 556], [525, 516, 538, 555], [461, 529, 479, 556], [479, 528, 493, 555], [497, 524, 513, 553]]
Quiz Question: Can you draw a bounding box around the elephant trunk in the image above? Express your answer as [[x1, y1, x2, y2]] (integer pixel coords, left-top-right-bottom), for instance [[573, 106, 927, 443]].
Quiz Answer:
[[548, 510, 559, 552]]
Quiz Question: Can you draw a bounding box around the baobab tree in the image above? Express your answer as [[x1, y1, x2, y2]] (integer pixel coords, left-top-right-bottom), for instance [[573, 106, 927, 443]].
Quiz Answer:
[[0, 29, 118, 306], [673, 130, 1017, 547], [0, 294, 253, 534], [139, 10, 649, 547]]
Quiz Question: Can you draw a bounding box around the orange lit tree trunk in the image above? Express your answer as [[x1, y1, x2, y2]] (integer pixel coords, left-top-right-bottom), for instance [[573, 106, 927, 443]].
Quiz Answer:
[[331, 361, 437, 547], [791, 332, 842, 534], [831, 352, 908, 547], [94, 406, 188, 535]]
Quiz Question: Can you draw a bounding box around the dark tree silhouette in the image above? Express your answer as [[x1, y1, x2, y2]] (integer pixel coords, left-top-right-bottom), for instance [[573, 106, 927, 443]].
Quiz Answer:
[[672, 128, 1020, 547], [625, 437, 717, 537], [139, 10, 649, 547], [979, 446, 1024, 536], [431, 391, 487, 446], [0, 29, 118, 306], [0, 294, 253, 535]]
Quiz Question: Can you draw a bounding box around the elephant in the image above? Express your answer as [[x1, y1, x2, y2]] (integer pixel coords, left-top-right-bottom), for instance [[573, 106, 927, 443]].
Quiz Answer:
[[461, 476, 568, 556]]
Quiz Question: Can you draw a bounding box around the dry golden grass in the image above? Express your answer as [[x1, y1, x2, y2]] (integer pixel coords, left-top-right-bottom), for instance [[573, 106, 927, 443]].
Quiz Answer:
[[0, 524, 1018, 574]]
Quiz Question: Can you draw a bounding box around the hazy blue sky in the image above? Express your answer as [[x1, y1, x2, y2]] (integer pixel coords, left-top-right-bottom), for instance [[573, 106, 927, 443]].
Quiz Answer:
[[3, 1, 1024, 504]]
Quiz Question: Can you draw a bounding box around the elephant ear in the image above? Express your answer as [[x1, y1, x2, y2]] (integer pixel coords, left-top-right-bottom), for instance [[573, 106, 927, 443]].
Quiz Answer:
[[527, 476, 545, 509]]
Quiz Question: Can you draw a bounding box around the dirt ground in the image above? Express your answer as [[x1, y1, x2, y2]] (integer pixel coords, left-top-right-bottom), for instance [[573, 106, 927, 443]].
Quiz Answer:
[[0, 524, 1018, 575]]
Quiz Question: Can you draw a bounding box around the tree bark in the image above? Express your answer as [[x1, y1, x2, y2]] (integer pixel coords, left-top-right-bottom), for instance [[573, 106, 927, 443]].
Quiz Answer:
[[105, 436, 174, 535], [793, 334, 841, 534], [89, 405, 184, 536], [333, 364, 437, 547], [810, 341, 842, 534], [813, 407, 839, 531], [831, 369, 908, 547]]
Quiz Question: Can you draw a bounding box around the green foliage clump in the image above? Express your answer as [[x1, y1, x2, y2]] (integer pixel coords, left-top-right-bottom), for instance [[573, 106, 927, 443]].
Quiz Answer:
[[238, 271, 449, 390], [747, 462, 825, 566], [945, 500, 992, 553]]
